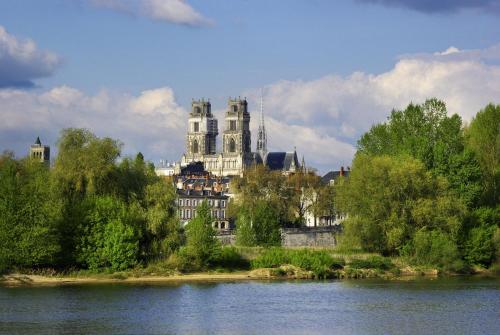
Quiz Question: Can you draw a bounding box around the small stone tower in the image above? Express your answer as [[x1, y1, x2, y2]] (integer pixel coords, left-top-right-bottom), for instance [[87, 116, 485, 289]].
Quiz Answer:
[[30, 136, 50, 165], [223, 97, 251, 155], [186, 99, 218, 157]]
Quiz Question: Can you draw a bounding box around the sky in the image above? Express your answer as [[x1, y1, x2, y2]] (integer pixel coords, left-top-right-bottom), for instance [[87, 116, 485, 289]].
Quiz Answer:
[[0, 0, 500, 173]]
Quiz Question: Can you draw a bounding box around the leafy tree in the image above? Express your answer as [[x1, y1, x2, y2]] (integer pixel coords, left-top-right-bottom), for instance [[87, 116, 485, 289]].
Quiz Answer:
[[252, 201, 282, 247], [183, 201, 219, 268], [76, 196, 143, 271], [144, 179, 183, 259], [235, 207, 256, 247], [465, 104, 500, 206], [358, 99, 482, 208], [336, 154, 466, 254], [410, 229, 463, 271], [287, 170, 323, 225]]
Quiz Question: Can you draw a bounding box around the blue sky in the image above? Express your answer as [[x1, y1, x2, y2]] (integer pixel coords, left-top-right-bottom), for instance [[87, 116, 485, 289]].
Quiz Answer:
[[1, 0, 500, 173]]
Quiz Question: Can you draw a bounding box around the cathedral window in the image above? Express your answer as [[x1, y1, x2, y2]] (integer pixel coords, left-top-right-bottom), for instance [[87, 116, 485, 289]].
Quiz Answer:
[[192, 140, 199, 154], [194, 106, 201, 114], [229, 120, 236, 131], [232, 105, 238, 112], [193, 122, 199, 132], [229, 138, 236, 152]]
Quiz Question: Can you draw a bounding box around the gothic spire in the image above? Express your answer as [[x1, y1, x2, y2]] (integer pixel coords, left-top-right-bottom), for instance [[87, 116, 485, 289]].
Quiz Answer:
[[256, 88, 267, 158]]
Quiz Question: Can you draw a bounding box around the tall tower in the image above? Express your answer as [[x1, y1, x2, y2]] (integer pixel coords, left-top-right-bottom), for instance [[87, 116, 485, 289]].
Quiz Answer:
[[256, 90, 267, 159], [186, 99, 218, 158], [223, 98, 251, 155], [30, 136, 50, 165]]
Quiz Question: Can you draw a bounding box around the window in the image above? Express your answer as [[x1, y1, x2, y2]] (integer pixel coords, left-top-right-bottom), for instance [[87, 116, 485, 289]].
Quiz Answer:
[[214, 200, 219, 207], [187, 209, 191, 219], [220, 222, 225, 229], [221, 200, 226, 208], [229, 120, 237, 131], [232, 105, 238, 112], [214, 210, 218, 218], [186, 199, 190, 206], [222, 210, 225, 218], [193, 200, 197, 206], [193, 122, 199, 132], [192, 140, 199, 154], [179, 199, 183, 206], [208, 200, 212, 206], [194, 106, 201, 114], [229, 138, 236, 152]]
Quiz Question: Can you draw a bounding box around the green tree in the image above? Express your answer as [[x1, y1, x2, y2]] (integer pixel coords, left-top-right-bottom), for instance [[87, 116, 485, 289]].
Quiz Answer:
[[466, 104, 500, 206], [252, 201, 282, 247], [184, 201, 219, 268], [77, 196, 142, 270], [0, 153, 61, 270], [358, 99, 482, 208], [144, 179, 183, 259], [235, 207, 256, 247], [336, 154, 465, 254]]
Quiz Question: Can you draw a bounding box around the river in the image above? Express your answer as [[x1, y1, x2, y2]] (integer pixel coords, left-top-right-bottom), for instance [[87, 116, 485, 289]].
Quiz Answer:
[[1, 277, 499, 335]]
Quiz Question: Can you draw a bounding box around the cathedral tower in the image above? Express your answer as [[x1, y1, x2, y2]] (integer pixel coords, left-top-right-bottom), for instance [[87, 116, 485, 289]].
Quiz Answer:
[[186, 99, 218, 158], [223, 98, 251, 155], [30, 136, 50, 165]]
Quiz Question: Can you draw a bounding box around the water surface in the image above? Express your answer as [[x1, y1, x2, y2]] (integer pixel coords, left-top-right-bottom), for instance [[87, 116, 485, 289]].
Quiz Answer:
[[1, 277, 499, 335]]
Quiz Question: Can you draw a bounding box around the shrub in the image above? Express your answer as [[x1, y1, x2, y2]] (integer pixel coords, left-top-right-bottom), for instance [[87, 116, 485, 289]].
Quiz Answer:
[[211, 247, 249, 270], [411, 229, 464, 272], [251, 248, 345, 279], [349, 256, 393, 270]]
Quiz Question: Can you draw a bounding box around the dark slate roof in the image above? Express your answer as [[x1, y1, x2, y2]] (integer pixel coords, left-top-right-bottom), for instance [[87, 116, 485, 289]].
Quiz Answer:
[[35, 136, 41, 145], [180, 161, 206, 176], [264, 152, 299, 171], [321, 170, 350, 184]]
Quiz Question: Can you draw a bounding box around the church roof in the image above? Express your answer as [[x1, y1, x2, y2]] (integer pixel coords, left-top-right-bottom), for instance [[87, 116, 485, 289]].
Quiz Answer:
[[35, 136, 41, 145], [265, 151, 299, 172], [321, 169, 350, 184]]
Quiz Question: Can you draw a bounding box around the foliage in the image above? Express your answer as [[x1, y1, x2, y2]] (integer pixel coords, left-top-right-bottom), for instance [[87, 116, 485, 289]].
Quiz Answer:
[[184, 201, 220, 269], [235, 208, 256, 247], [358, 99, 482, 208], [251, 248, 345, 278], [76, 196, 143, 271], [349, 256, 394, 270], [408, 229, 464, 272], [336, 154, 465, 254], [252, 201, 282, 247], [0, 154, 61, 270], [210, 246, 250, 270], [465, 104, 500, 206]]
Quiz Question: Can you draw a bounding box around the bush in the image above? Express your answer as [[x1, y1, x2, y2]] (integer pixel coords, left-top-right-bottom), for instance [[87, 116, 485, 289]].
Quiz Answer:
[[349, 256, 393, 270], [211, 247, 250, 270], [411, 229, 464, 272], [251, 248, 345, 279], [464, 225, 496, 266]]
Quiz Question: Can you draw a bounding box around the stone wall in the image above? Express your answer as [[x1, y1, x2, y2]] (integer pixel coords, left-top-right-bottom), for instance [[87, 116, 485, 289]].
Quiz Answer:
[[215, 226, 341, 247], [281, 226, 341, 247]]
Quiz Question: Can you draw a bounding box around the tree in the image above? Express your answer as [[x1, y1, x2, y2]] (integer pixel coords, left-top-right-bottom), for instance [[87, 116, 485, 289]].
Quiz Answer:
[[144, 179, 183, 259], [0, 154, 61, 270], [184, 201, 219, 268], [358, 99, 481, 208], [252, 201, 282, 247], [466, 104, 500, 206], [235, 207, 256, 247], [336, 154, 466, 254], [76, 196, 143, 271], [287, 171, 322, 226]]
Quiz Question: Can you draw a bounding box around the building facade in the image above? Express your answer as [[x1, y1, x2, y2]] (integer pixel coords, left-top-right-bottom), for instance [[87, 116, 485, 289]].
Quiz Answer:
[[180, 98, 257, 177]]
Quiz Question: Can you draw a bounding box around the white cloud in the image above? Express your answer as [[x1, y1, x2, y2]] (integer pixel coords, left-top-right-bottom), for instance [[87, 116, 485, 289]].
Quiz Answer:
[[0, 86, 187, 162], [2, 45, 500, 174], [89, 0, 212, 26], [0, 25, 62, 88], [243, 44, 500, 172]]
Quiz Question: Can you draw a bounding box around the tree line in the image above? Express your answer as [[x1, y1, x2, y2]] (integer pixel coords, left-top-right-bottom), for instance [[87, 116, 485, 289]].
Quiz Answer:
[[336, 100, 500, 271]]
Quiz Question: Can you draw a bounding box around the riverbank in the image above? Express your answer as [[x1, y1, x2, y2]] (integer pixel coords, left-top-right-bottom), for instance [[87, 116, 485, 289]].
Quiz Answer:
[[2, 266, 497, 287]]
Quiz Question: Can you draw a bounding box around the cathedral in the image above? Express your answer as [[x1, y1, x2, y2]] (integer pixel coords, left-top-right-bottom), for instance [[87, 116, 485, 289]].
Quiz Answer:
[[178, 97, 300, 177]]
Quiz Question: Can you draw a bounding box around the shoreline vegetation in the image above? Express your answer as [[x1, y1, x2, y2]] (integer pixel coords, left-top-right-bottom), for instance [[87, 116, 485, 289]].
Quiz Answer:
[[1, 100, 499, 282], [2, 247, 498, 287]]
